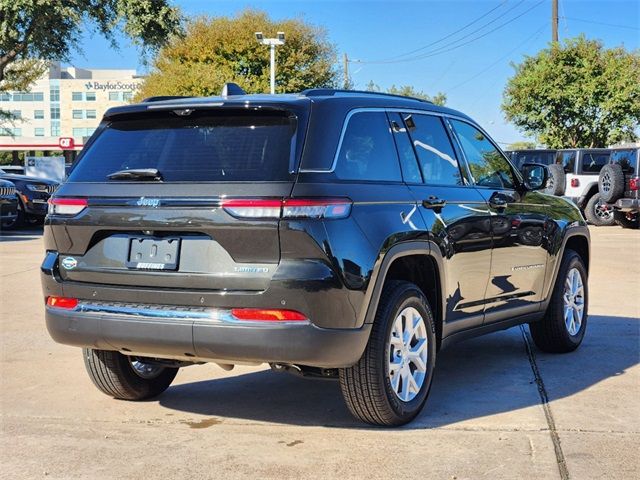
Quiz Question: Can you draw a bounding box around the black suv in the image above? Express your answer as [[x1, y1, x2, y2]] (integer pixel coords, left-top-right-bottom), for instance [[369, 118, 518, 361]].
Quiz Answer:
[[42, 87, 591, 426], [598, 147, 639, 229], [0, 168, 58, 228]]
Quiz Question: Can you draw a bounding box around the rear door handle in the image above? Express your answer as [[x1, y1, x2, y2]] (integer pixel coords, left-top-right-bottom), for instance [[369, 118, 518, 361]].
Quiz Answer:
[[489, 196, 508, 209], [422, 197, 446, 209]]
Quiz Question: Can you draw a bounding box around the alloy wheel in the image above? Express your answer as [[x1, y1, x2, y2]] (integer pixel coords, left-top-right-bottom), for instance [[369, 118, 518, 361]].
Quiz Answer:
[[563, 267, 585, 336], [387, 306, 429, 402]]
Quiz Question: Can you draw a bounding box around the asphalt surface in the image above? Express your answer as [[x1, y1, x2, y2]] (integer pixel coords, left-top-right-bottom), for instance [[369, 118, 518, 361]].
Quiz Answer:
[[0, 226, 638, 479]]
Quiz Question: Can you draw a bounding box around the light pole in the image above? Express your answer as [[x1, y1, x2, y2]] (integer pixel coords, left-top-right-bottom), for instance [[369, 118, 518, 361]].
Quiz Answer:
[[255, 32, 285, 94]]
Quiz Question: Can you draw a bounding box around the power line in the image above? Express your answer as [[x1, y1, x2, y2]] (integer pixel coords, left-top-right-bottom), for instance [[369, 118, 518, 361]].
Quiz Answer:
[[353, 0, 545, 65], [562, 16, 640, 31], [446, 24, 546, 92], [373, 0, 510, 63]]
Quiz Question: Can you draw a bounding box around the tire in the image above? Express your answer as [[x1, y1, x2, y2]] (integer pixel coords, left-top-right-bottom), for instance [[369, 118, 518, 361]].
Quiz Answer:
[[614, 211, 639, 229], [1, 208, 23, 230], [339, 280, 437, 426], [83, 349, 178, 400], [584, 193, 615, 226], [529, 249, 588, 353], [599, 164, 625, 203], [545, 164, 566, 196]]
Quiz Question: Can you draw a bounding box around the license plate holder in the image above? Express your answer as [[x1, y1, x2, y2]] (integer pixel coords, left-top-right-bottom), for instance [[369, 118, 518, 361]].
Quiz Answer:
[[127, 237, 181, 271]]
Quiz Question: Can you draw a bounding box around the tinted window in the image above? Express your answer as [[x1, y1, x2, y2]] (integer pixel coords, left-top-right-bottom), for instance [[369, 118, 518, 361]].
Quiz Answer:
[[581, 152, 610, 173], [388, 112, 422, 183], [510, 151, 556, 169], [611, 149, 638, 174], [557, 151, 576, 173], [450, 120, 515, 189], [405, 114, 462, 186], [68, 111, 297, 182], [335, 111, 401, 182]]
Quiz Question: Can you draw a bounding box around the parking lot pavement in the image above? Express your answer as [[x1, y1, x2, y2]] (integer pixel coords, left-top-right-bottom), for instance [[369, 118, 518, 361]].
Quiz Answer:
[[1, 226, 638, 479]]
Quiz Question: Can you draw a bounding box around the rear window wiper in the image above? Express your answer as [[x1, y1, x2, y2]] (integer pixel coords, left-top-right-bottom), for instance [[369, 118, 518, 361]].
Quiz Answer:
[[107, 168, 163, 181]]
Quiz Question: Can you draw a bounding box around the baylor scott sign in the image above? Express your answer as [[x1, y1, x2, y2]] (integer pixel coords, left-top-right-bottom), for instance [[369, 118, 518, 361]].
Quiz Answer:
[[84, 81, 141, 91]]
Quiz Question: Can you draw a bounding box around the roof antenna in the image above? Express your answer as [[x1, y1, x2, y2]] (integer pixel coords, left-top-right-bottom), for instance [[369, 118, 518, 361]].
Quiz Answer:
[[221, 83, 246, 97]]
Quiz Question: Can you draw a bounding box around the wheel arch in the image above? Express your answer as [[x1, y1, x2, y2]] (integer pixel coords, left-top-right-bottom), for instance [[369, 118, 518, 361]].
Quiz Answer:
[[359, 241, 446, 350]]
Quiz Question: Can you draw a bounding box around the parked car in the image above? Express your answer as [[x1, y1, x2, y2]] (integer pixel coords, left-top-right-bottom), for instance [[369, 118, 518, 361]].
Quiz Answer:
[[42, 86, 591, 426], [547, 149, 613, 226], [598, 147, 639, 229], [0, 168, 59, 227], [506, 149, 557, 171], [0, 179, 19, 229]]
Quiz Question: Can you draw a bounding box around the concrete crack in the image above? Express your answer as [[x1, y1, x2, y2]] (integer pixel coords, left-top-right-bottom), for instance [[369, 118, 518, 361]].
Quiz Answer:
[[520, 324, 569, 480]]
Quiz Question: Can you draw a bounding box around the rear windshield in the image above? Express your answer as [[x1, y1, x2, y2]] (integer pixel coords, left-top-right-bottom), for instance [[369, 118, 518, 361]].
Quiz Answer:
[[68, 110, 298, 182], [610, 149, 638, 174]]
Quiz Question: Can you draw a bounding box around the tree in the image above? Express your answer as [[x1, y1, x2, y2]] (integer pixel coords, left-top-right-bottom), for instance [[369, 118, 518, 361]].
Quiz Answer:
[[507, 141, 537, 150], [136, 10, 338, 99], [365, 80, 446, 106], [0, 0, 182, 123], [503, 36, 640, 148]]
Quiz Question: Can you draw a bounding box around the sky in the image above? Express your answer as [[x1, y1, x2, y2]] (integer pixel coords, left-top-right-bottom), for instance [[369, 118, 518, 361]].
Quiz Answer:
[[68, 0, 640, 146]]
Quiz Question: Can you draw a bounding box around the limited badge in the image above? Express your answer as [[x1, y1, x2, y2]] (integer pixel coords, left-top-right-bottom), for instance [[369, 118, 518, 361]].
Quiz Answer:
[[61, 257, 78, 270]]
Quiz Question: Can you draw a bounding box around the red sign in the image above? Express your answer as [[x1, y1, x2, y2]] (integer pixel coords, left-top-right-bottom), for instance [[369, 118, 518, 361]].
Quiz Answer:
[[58, 137, 74, 150]]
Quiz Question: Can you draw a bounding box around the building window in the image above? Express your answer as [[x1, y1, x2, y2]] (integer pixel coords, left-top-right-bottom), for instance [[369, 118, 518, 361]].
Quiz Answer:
[[10, 110, 21, 119], [50, 106, 60, 120], [0, 127, 22, 136], [50, 86, 60, 102], [35, 127, 45, 137], [109, 92, 120, 101], [34, 109, 44, 119], [51, 121, 60, 137], [123, 91, 133, 101], [34, 92, 44, 101], [72, 92, 83, 101], [0, 92, 44, 101], [86, 110, 97, 119], [72, 109, 83, 119], [86, 92, 96, 101], [0, 93, 10, 101]]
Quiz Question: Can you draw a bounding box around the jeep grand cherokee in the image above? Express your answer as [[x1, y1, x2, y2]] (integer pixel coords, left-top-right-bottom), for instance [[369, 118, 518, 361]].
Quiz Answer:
[[42, 86, 590, 426]]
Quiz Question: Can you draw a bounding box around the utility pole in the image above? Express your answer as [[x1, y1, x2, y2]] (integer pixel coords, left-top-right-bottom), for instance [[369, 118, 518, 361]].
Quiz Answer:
[[343, 53, 349, 89], [552, 0, 559, 43]]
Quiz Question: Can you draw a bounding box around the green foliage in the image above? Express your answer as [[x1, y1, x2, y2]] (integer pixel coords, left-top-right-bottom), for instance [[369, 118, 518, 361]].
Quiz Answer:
[[507, 141, 537, 150], [0, 0, 183, 83], [365, 80, 446, 106], [503, 36, 640, 148], [136, 10, 339, 99]]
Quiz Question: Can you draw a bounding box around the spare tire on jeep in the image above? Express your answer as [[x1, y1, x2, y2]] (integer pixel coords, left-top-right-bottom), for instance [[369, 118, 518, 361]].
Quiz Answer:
[[599, 163, 625, 203], [545, 164, 566, 196]]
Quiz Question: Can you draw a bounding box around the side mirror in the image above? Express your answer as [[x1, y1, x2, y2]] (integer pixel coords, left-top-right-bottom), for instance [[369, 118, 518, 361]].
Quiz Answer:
[[521, 163, 548, 190]]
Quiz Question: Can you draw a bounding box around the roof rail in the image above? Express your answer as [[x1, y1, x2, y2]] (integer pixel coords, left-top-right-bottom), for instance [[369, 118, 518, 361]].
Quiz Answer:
[[300, 88, 433, 104], [141, 95, 195, 103]]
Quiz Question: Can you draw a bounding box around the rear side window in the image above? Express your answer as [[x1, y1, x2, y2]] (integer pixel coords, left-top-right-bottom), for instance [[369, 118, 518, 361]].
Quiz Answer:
[[611, 149, 637, 173], [581, 152, 610, 173], [68, 111, 297, 182], [450, 120, 515, 189], [511, 151, 555, 169], [404, 114, 462, 186], [334, 111, 401, 182], [558, 151, 576, 173]]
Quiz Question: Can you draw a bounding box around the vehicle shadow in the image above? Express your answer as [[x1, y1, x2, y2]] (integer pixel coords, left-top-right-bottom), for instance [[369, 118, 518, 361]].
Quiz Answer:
[[158, 315, 638, 429], [0, 226, 43, 241]]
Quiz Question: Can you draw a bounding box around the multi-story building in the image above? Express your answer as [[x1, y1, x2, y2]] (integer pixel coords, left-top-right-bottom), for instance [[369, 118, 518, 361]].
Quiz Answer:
[[0, 62, 143, 162]]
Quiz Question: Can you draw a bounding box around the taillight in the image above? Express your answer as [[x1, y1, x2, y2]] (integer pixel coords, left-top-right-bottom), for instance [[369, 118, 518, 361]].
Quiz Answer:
[[48, 198, 87, 216], [222, 198, 352, 219], [230, 308, 308, 322], [571, 178, 580, 187], [46, 296, 79, 310], [630, 177, 639, 191]]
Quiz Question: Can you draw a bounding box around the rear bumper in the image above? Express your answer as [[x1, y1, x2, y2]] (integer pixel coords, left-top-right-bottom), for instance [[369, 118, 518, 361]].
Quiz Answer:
[[614, 198, 639, 213], [45, 302, 371, 369]]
